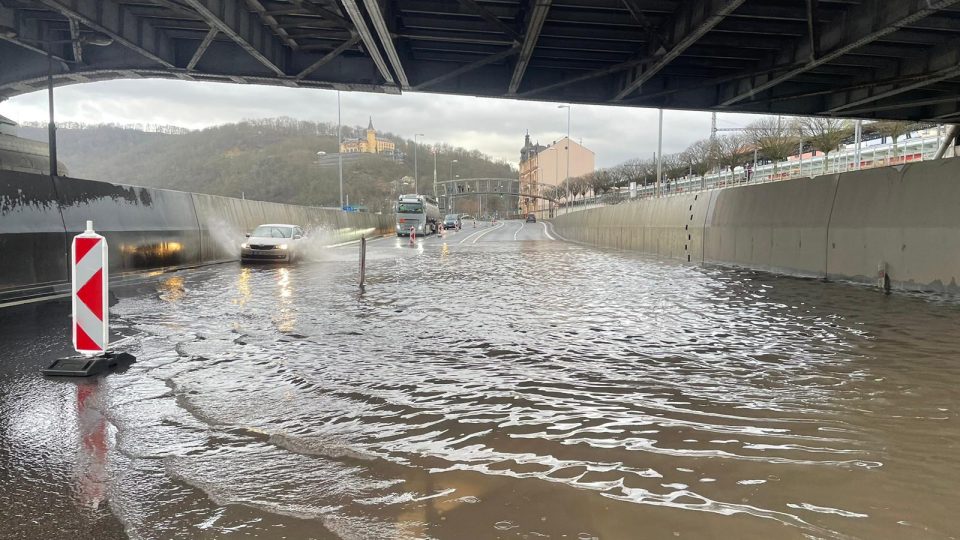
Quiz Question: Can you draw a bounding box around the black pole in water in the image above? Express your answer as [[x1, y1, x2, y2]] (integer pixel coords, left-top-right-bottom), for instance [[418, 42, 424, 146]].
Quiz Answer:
[[359, 236, 366, 291]]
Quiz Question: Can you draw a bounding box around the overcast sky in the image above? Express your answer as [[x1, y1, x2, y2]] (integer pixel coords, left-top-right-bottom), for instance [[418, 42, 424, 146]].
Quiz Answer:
[[0, 78, 763, 168]]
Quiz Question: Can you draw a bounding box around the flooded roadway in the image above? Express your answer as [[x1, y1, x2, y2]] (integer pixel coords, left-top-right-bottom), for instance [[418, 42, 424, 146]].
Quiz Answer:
[[2, 219, 960, 539]]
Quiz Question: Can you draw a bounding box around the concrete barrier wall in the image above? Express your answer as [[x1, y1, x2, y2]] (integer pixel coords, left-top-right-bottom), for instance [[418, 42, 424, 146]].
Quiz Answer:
[[0, 171, 394, 303], [551, 192, 710, 265], [703, 174, 839, 278], [827, 161, 960, 291], [552, 158, 960, 293], [0, 172, 68, 299]]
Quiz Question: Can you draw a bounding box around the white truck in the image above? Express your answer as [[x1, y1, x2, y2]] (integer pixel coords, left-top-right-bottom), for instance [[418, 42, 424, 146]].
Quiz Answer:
[[396, 194, 441, 236]]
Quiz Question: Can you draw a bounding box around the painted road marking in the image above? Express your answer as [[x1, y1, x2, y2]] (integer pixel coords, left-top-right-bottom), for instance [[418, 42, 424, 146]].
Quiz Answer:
[[513, 221, 526, 241], [458, 223, 498, 244], [541, 221, 554, 240], [470, 221, 506, 244]]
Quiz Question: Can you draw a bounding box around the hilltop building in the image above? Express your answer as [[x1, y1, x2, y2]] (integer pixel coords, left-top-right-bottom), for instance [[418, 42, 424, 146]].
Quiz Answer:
[[340, 117, 397, 155], [519, 132, 594, 213]]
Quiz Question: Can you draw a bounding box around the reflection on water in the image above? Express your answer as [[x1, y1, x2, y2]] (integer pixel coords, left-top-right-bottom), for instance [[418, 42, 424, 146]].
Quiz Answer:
[[75, 383, 109, 510], [158, 276, 185, 303], [275, 267, 296, 333], [8, 235, 960, 539], [234, 267, 251, 307]]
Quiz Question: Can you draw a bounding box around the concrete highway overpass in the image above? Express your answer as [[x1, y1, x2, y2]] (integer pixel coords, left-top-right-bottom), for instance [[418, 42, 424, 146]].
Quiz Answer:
[[1, 1, 959, 121]]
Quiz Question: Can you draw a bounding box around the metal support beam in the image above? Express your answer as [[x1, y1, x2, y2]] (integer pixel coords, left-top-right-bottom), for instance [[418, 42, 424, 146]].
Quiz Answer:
[[0, 15, 71, 69], [246, 0, 299, 50], [362, 0, 408, 88], [620, 0, 665, 47], [934, 124, 958, 159], [520, 53, 653, 97], [295, 35, 359, 79], [180, 0, 288, 76], [614, 0, 746, 101], [720, 0, 960, 106], [187, 26, 218, 70], [38, 0, 176, 68], [841, 95, 960, 117], [68, 18, 82, 64], [824, 33, 960, 114], [828, 65, 960, 114], [413, 45, 519, 90], [291, 1, 352, 30], [508, 0, 551, 95], [457, 0, 521, 43], [804, 0, 820, 61], [340, 0, 395, 85]]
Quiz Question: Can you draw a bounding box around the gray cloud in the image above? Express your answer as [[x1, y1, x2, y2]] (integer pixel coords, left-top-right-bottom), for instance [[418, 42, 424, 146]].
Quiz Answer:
[[1, 78, 767, 167]]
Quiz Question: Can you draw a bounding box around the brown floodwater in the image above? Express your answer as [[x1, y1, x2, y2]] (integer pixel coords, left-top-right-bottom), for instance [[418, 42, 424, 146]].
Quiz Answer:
[[2, 221, 959, 539]]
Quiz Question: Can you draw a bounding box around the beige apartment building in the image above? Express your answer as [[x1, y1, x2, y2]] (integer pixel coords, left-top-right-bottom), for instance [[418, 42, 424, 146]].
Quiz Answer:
[[519, 133, 595, 214]]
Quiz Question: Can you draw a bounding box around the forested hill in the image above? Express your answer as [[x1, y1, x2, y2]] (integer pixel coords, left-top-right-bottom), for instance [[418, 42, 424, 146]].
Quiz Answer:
[[18, 118, 516, 212]]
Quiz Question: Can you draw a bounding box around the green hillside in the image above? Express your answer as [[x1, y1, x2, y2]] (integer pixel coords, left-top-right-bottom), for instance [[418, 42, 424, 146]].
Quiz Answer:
[[19, 118, 516, 213]]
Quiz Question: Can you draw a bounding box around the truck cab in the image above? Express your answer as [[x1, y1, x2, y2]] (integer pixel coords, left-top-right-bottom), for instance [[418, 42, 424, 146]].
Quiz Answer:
[[396, 194, 441, 236]]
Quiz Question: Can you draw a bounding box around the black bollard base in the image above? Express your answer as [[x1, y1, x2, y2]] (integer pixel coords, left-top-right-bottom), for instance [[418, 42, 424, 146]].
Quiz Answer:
[[43, 352, 136, 377]]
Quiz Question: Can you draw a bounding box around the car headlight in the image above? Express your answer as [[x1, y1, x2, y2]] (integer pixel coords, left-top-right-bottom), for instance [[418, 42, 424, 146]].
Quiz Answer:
[[241, 243, 249, 249], [279, 244, 288, 250]]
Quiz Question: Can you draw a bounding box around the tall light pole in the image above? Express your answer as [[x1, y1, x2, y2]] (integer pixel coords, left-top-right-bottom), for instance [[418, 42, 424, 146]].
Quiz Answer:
[[558, 104, 571, 188], [557, 105, 571, 212], [413, 133, 424, 193], [337, 90, 344, 208], [854, 119, 863, 171], [448, 159, 458, 213], [656, 108, 663, 196]]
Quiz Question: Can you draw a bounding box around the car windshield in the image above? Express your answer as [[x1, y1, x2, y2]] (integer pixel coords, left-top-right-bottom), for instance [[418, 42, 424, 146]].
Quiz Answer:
[[444, 214, 458, 220], [398, 203, 423, 214], [251, 225, 293, 238]]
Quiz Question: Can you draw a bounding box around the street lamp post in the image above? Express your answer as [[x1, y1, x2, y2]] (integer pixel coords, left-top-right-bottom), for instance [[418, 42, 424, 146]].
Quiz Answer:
[[9, 32, 113, 177], [656, 108, 663, 196], [46, 42, 57, 177], [413, 133, 424, 193], [558, 104, 571, 199], [337, 90, 343, 208], [448, 159, 458, 212]]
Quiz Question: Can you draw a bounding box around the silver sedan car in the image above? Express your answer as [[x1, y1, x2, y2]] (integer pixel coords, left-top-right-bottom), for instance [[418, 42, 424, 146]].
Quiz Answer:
[[241, 224, 305, 263]]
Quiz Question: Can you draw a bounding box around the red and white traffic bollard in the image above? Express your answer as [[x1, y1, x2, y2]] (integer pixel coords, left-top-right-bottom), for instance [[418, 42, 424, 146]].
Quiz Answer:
[[44, 220, 134, 376], [409, 226, 416, 246], [73, 220, 109, 355]]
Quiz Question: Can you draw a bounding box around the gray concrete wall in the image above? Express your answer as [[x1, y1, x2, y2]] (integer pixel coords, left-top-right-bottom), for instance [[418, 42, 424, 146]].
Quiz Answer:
[[551, 158, 960, 293], [0, 171, 394, 304]]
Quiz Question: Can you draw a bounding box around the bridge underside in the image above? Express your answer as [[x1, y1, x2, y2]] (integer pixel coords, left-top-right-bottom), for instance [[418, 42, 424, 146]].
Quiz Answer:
[[1, 1, 959, 121]]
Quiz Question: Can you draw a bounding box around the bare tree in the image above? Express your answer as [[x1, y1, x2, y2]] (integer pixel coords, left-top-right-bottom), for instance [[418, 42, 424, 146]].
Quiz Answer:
[[747, 116, 796, 177], [591, 169, 614, 195], [797, 117, 853, 175], [683, 139, 714, 186], [870, 120, 913, 159], [614, 158, 654, 186], [716, 133, 752, 183]]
